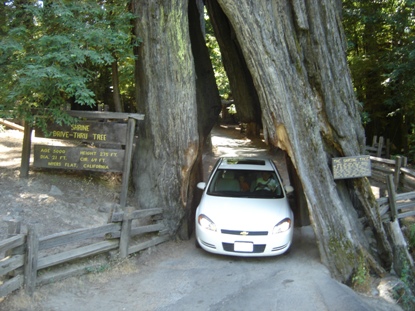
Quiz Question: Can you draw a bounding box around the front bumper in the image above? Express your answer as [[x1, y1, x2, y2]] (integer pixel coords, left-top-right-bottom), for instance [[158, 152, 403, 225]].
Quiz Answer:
[[196, 225, 293, 257]]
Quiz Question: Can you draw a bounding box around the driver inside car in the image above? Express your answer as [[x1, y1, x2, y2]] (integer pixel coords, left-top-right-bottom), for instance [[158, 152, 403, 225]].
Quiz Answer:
[[255, 172, 278, 191]]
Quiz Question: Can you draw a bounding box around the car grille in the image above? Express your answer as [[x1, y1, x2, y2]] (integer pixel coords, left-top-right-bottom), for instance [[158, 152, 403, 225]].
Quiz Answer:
[[221, 229, 268, 236], [222, 243, 266, 253]]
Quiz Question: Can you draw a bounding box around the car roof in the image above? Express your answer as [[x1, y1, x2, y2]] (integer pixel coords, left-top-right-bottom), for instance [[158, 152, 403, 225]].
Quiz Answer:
[[217, 157, 275, 171]]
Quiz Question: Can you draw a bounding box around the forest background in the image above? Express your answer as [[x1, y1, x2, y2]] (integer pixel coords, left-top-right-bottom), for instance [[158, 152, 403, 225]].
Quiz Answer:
[[1, 0, 415, 160]]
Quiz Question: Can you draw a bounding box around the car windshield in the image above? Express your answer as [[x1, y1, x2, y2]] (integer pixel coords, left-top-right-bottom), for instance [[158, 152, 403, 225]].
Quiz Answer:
[[207, 169, 284, 198]]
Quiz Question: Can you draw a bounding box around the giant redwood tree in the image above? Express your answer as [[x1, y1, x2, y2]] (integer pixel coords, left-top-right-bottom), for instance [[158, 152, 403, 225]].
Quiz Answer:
[[131, 0, 220, 239], [132, 0, 405, 283]]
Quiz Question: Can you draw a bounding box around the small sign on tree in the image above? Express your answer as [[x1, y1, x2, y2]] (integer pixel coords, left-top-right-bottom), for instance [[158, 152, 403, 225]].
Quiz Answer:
[[332, 155, 371, 180]]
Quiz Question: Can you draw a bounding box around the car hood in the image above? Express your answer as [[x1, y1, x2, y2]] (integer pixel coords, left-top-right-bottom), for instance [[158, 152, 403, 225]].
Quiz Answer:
[[197, 194, 292, 231]]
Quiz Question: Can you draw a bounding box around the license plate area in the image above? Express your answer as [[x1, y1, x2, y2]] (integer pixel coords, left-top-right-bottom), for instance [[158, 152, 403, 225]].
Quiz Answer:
[[234, 241, 254, 252]]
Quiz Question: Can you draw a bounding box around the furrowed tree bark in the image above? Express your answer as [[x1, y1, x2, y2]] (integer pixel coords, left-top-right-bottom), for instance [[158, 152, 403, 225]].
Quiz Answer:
[[188, 0, 222, 139], [132, 0, 200, 238], [213, 0, 393, 281]]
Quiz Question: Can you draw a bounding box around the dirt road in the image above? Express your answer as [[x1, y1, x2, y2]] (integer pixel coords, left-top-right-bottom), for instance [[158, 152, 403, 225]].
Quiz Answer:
[[31, 227, 400, 311]]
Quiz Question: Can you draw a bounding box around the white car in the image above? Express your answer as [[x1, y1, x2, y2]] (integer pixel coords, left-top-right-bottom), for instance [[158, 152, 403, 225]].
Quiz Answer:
[[195, 157, 294, 257]]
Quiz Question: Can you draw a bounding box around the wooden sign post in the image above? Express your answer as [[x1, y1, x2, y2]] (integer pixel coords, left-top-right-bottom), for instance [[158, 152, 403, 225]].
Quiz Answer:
[[20, 111, 144, 208]]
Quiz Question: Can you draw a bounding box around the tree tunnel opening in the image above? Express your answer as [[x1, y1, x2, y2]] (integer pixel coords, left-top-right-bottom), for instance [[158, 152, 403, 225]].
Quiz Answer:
[[131, 0, 410, 284], [187, 1, 310, 228]]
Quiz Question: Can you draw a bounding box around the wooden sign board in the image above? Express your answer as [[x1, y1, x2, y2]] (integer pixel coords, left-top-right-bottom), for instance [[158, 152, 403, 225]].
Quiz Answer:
[[35, 121, 128, 144], [20, 111, 144, 208], [332, 155, 371, 180], [34, 145, 125, 173]]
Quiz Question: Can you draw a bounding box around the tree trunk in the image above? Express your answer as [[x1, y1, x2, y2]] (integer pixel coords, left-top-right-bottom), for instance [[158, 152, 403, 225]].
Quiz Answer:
[[188, 0, 222, 139], [111, 59, 123, 112], [131, 0, 220, 238], [132, 0, 200, 238], [213, 0, 392, 282]]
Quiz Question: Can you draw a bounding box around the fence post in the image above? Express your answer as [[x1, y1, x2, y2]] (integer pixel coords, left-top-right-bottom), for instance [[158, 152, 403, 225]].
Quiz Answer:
[[20, 122, 33, 178], [4, 215, 22, 238], [384, 219, 415, 277], [394, 156, 402, 190], [119, 210, 132, 258], [376, 136, 384, 157], [386, 138, 391, 159], [386, 175, 398, 221], [372, 135, 377, 147], [119, 118, 136, 208], [402, 156, 408, 168], [24, 225, 39, 296]]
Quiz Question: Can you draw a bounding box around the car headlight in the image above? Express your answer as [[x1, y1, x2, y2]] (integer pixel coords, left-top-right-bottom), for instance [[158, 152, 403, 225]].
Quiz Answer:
[[272, 218, 291, 234], [198, 214, 217, 232]]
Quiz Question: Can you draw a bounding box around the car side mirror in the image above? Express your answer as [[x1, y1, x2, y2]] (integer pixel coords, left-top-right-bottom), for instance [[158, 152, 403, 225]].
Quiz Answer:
[[197, 182, 206, 190], [284, 185, 294, 194]]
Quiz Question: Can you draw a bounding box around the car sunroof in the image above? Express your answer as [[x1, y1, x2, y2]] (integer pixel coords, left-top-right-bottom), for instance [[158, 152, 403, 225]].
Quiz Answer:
[[235, 159, 265, 165]]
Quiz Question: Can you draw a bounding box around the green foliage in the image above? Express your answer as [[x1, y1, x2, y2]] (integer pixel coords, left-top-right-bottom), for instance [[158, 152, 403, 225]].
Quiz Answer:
[[360, 110, 371, 126], [352, 257, 372, 293], [0, 0, 138, 125], [394, 220, 415, 310], [343, 0, 415, 156], [204, 10, 230, 99], [226, 103, 237, 115], [393, 258, 415, 311], [85, 263, 111, 274], [402, 221, 415, 255]]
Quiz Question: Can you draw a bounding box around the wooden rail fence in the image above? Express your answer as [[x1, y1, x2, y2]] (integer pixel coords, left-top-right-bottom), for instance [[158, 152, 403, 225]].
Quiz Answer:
[[366, 135, 390, 158], [370, 151, 415, 220], [377, 176, 415, 222], [370, 155, 415, 191], [375, 175, 415, 273], [0, 208, 169, 297], [363, 145, 415, 273], [365, 135, 415, 191]]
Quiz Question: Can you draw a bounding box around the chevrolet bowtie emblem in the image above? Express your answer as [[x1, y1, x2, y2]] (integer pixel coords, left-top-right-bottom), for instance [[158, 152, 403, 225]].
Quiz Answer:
[[240, 231, 249, 236]]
